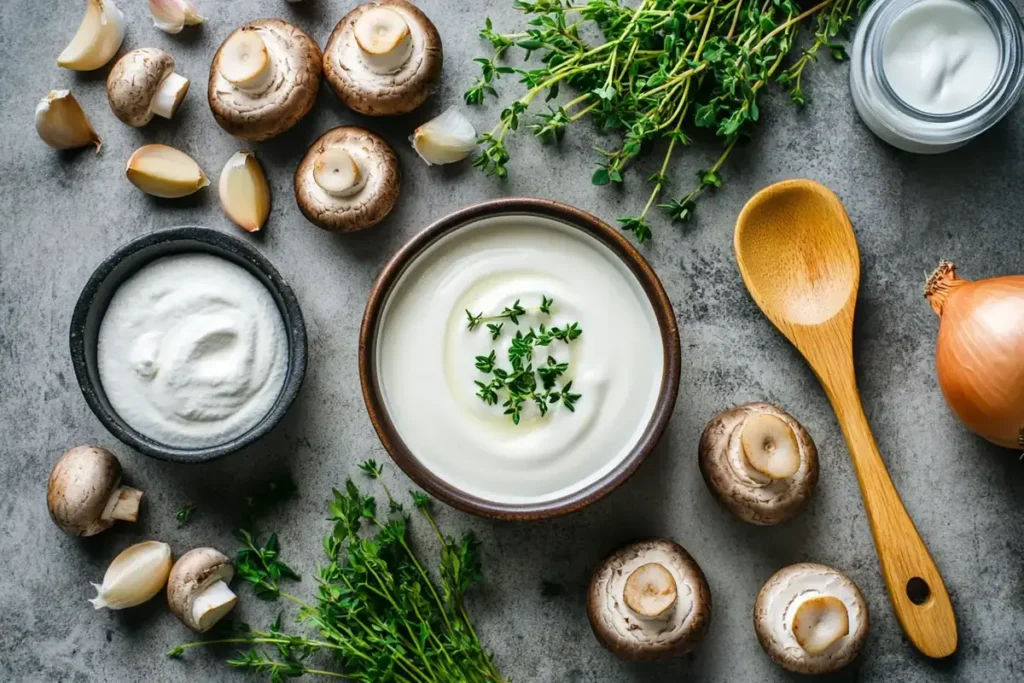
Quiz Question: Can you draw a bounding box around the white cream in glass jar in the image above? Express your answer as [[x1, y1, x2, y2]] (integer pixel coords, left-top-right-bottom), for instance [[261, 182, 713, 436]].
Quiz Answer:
[[850, 0, 1024, 153], [375, 215, 664, 504]]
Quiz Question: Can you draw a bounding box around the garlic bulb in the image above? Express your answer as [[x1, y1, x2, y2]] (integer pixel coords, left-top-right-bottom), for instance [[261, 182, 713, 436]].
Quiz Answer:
[[58, 0, 125, 71], [149, 0, 204, 35], [35, 90, 102, 151], [411, 107, 477, 165], [90, 541, 172, 610], [219, 151, 271, 232]]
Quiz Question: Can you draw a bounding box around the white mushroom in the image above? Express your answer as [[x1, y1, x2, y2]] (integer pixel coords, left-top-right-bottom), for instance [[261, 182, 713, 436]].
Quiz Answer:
[[294, 126, 400, 232], [324, 0, 442, 116], [47, 446, 143, 537], [587, 539, 711, 661], [754, 563, 869, 674], [167, 548, 238, 632], [107, 49, 190, 127], [209, 19, 322, 141], [698, 402, 818, 525]]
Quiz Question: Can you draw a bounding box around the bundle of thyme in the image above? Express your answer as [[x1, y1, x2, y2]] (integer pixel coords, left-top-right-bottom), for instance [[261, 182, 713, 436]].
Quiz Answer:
[[170, 462, 505, 683], [466, 296, 583, 424], [466, 0, 865, 242]]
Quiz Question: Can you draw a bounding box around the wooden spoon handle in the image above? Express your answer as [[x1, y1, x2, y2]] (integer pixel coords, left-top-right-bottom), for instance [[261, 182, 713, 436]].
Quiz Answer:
[[822, 368, 958, 658]]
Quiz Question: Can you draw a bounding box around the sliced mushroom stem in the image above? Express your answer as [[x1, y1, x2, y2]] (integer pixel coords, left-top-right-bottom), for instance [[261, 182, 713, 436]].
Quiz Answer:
[[219, 30, 273, 91], [353, 7, 413, 74], [151, 72, 190, 119], [191, 579, 238, 632], [103, 486, 143, 522], [792, 595, 850, 654], [741, 413, 800, 481], [623, 562, 678, 618], [314, 147, 366, 197]]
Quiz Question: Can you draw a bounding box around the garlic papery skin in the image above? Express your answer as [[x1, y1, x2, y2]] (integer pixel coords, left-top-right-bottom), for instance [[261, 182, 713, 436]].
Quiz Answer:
[[353, 7, 413, 74], [149, 0, 204, 34], [58, 0, 126, 71], [89, 541, 172, 610], [219, 151, 271, 232], [126, 144, 209, 198], [35, 90, 102, 152], [412, 107, 477, 165], [192, 580, 238, 632], [314, 147, 366, 198]]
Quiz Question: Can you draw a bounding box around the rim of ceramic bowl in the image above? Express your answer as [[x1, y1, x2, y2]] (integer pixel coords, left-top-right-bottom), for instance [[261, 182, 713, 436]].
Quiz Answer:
[[359, 197, 681, 520], [69, 227, 308, 463]]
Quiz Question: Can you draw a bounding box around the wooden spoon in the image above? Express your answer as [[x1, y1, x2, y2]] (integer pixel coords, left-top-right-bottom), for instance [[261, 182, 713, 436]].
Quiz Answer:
[[734, 179, 957, 658]]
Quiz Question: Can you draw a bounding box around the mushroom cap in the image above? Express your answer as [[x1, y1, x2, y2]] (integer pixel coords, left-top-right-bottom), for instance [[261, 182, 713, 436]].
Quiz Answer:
[[47, 446, 123, 536], [698, 402, 818, 525], [107, 48, 180, 127], [754, 563, 869, 674], [294, 126, 400, 232], [209, 19, 322, 141], [587, 539, 712, 661], [324, 0, 442, 116], [167, 547, 235, 630]]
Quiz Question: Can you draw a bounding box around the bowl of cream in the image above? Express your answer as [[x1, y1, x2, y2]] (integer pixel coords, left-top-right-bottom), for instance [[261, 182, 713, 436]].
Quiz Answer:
[[70, 227, 307, 462], [360, 198, 680, 519]]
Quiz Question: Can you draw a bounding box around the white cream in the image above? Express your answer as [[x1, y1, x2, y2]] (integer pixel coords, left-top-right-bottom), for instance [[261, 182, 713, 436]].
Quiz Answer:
[[97, 253, 287, 448], [882, 0, 1000, 114], [376, 215, 663, 504]]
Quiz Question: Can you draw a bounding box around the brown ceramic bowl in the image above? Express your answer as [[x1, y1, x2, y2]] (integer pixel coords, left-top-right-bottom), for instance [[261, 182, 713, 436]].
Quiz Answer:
[[359, 198, 680, 520]]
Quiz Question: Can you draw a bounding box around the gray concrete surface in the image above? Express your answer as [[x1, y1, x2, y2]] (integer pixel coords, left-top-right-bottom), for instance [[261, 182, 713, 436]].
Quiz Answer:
[[2, 1, 1023, 681]]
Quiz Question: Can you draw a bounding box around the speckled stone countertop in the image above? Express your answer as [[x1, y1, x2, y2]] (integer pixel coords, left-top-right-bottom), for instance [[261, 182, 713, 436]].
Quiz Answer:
[[1, 1, 1022, 681]]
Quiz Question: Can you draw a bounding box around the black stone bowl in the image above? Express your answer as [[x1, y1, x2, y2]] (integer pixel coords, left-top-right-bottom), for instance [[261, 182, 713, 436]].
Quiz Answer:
[[69, 227, 307, 463]]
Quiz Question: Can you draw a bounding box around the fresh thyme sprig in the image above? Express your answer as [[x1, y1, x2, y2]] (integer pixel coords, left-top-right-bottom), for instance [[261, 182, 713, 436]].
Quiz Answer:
[[466, 0, 865, 242], [171, 462, 506, 682], [175, 503, 197, 527], [468, 296, 582, 424]]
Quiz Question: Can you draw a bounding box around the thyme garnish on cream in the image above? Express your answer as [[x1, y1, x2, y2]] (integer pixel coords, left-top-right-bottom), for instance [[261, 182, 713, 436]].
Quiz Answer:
[[467, 296, 583, 424]]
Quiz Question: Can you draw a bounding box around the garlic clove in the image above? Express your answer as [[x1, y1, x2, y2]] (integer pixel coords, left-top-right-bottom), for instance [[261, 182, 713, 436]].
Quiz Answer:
[[58, 0, 126, 71], [412, 106, 478, 165], [149, 0, 204, 35], [192, 579, 238, 632], [218, 30, 273, 91], [126, 144, 209, 198], [740, 413, 800, 480], [622, 562, 678, 618], [219, 151, 271, 232], [314, 147, 366, 198], [35, 90, 102, 152], [792, 595, 850, 653], [89, 541, 172, 610], [353, 7, 413, 74]]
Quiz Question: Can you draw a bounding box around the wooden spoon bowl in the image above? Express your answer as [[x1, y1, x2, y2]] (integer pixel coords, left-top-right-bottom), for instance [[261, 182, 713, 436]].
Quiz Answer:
[[734, 180, 957, 659]]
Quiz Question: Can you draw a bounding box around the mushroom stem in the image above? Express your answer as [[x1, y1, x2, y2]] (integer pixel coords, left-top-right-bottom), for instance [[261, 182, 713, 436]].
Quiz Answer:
[[791, 595, 850, 654], [623, 562, 678, 619], [191, 579, 238, 632], [314, 147, 366, 197], [740, 413, 800, 481], [104, 486, 143, 522], [152, 72, 190, 119], [219, 30, 273, 92], [353, 7, 413, 74]]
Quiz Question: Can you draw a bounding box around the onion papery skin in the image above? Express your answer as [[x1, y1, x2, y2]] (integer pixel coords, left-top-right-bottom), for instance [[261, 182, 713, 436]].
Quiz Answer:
[[927, 261, 1024, 450]]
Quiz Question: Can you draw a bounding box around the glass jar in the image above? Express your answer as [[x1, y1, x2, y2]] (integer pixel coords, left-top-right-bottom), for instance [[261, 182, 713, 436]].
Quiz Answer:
[[850, 0, 1024, 154]]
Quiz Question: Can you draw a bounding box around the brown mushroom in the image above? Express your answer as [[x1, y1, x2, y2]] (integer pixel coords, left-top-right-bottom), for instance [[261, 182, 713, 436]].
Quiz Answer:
[[698, 402, 818, 525], [167, 547, 237, 632], [587, 539, 711, 661], [208, 19, 322, 141], [323, 0, 442, 116], [754, 563, 869, 674], [47, 446, 143, 537], [294, 126, 400, 232], [107, 48, 190, 127]]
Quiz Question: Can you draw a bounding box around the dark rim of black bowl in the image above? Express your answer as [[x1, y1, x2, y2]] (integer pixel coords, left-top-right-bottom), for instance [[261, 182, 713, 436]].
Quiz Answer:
[[69, 227, 308, 463]]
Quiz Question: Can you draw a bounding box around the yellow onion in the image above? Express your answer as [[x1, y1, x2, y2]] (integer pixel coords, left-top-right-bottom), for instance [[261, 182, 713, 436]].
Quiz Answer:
[[925, 261, 1024, 450]]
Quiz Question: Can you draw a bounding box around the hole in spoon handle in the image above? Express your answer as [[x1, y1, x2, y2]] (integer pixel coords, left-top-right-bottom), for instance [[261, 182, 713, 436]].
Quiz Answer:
[[906, 577, 931, 606]]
